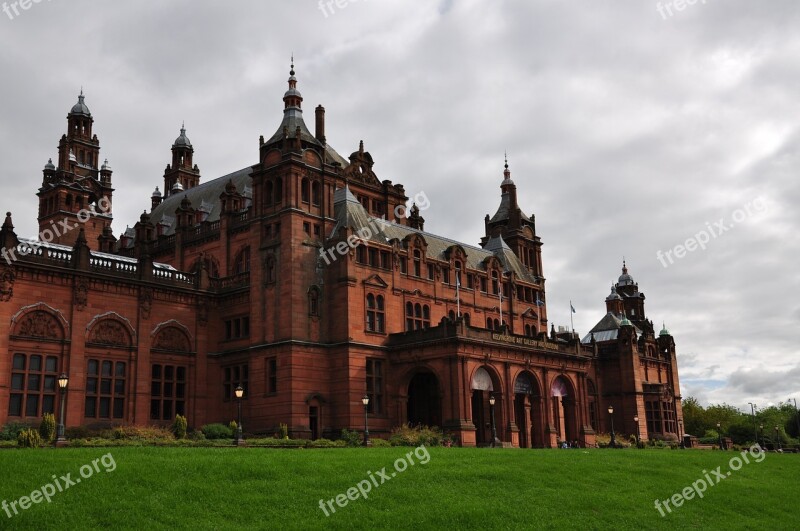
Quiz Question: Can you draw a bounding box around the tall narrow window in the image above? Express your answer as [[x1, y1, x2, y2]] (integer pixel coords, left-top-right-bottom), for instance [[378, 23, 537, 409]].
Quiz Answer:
[[492, 271, 499, 295], [8, 353, 59, 418], [366, 294, 385, 333], [223, 364, 249, 401], [267, 358, 277, 394], [301, 178, 310, 203], [366, 359, 384, 414], [413, 250, 421, 277], [311, 181, 321, 206], [85, 359, 126, 419], [150, 364, 187, 421]]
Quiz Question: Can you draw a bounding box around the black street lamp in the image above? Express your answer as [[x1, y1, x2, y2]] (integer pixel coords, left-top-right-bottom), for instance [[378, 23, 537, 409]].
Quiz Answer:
[[362, 395, 370, 447], [748, 402, 758, 445], [234, 385, 244, 446], [608, 405, 616, 448], [678, 419, 684, 448], [759, 424, 764, 448], [633, 415, 640, 447], [489, 395, 497, 448], [717, 422, 723, 450], [56, 373, 68, 447], [774, 426, 781, 451]]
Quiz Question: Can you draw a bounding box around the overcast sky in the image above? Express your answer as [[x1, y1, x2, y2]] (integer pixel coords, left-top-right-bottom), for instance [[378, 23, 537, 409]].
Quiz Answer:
[[1, 0, 797, 411]]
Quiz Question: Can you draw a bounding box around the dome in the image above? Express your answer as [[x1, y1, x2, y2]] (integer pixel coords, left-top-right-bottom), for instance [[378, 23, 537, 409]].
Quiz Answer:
[[69, 149, 77, 162], [44, 158, 55, 171], [659, 322, 670, 337], [173, 126, 192, 148], [152, 186, 162, 198], [172, 182, 184, 193], [620, 315, 632, 327], [618, 260, 635, 286], [70, 92, 91, 117], [606, 284, 621, 301], [101, 159, 111, 171]]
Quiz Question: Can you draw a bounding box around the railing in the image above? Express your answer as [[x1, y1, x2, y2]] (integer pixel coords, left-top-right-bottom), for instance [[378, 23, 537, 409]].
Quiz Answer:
[[152, 267, 194, 286], [219, 271, 250, 290], [89, 256, 138, 276]]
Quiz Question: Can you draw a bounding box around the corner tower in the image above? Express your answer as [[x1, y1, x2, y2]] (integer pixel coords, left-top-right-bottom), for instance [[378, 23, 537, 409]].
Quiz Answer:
[[37, 91, 114, 250]]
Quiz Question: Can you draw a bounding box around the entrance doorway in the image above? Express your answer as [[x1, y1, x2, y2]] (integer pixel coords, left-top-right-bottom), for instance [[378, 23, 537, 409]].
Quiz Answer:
[[407, 371, 441, 427]]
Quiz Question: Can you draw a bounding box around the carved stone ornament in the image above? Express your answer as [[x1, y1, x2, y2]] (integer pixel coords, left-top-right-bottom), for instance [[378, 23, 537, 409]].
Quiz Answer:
[[89, 320, 130, 347], [74, 279, 88, 311], [139, 288, 153, 319], [0, 266, 14, 302], [17, 310, 60, 339], [153, 327, 191, 352]]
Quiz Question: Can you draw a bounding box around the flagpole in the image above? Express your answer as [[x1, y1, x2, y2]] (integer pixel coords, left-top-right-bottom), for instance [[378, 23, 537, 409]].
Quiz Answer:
[[499, 287, 504, 328], [570, 300, 574, 333], [456, 273, 461, 318]]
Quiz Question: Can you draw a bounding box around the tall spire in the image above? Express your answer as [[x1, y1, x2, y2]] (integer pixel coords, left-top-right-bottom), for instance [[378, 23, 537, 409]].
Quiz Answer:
[[284, 56, 303, 110]]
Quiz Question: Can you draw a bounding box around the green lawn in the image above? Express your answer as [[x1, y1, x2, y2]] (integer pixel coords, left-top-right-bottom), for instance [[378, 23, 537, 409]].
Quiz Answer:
[[0, 447, 796, 530]]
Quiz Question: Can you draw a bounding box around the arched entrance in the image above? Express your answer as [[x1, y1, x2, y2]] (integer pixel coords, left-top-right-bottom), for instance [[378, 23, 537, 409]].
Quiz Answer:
[[470, 367, 502, 446], [407, 371, 441, 427], [514, 371, 543, 448], [551, 376, 577, 445]]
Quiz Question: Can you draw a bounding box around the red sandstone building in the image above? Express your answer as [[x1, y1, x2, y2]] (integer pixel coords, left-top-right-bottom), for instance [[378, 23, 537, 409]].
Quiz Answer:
[[0, 64, 683, 446]]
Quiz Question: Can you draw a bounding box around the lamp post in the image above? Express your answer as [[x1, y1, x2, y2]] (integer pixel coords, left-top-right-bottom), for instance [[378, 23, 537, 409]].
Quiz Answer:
[[234, 385, 244, 445], [56, 373, 69, 447], [362, 395, 370, 447], [608, 405, 616, 448], [759, 424, 764, 448], [748, 403, 758, 445], [774, 426, 781, 451], [489, 395, 497, 448], [678, 419, 684, 448], [633, 415, 640, 447], [716, 422, 723, 450]]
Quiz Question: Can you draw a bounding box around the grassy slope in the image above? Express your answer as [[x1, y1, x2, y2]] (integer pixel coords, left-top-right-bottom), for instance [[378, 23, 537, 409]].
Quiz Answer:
[[0, 448, 796, 530]]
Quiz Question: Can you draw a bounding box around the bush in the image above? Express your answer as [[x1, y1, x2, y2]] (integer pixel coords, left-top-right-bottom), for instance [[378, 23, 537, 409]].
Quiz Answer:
[[39, 413, 56, 442], [229, 420, 238, 433], [278, 423, 289, 439], [370, 438, 391, 448], [202, 423, 233, 440], [339, 429, 363, 447], [306, 438, 347, 448], [17, 428, 42, 448], [65, 426, 92, 440], [1, 421, 33, 441], [389, 424, 443, 447], [173, 415, 188, 439], [106, 426, 175, 441]]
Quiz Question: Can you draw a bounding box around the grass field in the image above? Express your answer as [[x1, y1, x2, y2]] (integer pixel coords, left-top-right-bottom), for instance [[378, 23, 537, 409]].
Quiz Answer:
[[0, 447, 796, 530]]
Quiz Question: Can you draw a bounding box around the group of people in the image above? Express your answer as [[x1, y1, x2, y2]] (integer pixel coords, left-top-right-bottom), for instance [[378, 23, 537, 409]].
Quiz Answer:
[[559, 440, 581, 449]]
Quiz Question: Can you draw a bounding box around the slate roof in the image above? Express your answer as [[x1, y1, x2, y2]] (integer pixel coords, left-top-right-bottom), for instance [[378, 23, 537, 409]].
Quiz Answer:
[[264, 107, 349, 167], [490, 191, 529, 224], [148, 167, 253, 236], [580, 311, 643, 344], [330, 186, 538, 282]]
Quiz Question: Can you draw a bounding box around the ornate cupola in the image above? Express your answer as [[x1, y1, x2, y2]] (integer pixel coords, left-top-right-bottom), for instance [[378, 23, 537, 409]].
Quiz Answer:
[[482, 155, 543, 277], [284, 57, 303, 110], [164, 124, 201, 196]]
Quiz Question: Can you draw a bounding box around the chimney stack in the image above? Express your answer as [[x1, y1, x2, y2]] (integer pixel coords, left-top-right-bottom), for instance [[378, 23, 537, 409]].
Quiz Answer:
[[315, 105, 326, 144]]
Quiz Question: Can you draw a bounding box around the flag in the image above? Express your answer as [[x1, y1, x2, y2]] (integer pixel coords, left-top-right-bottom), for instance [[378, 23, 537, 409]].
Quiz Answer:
[[535, 293, 544, 306], [570, 302, 576, 313]]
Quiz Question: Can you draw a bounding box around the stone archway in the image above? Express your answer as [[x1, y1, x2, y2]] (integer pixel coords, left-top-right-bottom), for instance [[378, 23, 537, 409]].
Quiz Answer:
[[407, 371, 441, 428], [551, 375, 578, 446], [470, 366, 503, 446], [513, 371, 543, 448]]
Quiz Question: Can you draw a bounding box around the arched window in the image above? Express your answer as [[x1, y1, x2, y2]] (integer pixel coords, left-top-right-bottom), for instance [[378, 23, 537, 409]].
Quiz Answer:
[[406, 302, 414, 331], [413, 250, 421, 277], [301, 178, 310, 203], [454, 261, 462, 287], [366, 294, 385, 333], [487, 318, 493, 330], [423, 305, 430, 328], [309, 287, 320, 317], [234, 247, 251, 275], [491, 271, 499, 295], [448, 310, 456, 321], [66, 195, 73, 208], [405, 302, 429, 331], [494, 319, 500, 330], [525, 324, 531, 336], [463, 313, 470, 325], [311, 181, 320, 206]]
